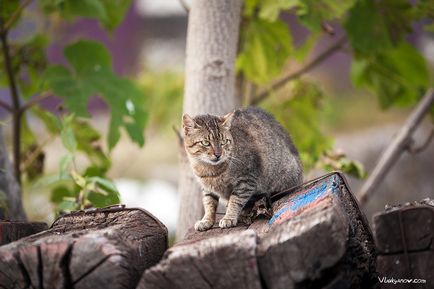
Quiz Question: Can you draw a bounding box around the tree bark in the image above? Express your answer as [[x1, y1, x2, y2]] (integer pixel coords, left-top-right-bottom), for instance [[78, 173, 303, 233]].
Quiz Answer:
[[0, 127, 26, 220], [177, 0, 243, 240]]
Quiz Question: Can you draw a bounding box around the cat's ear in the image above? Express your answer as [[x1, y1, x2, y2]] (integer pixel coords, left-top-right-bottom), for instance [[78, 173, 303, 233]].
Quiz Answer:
[[182, 114, 198, 135], [221, 111, 235, 129]]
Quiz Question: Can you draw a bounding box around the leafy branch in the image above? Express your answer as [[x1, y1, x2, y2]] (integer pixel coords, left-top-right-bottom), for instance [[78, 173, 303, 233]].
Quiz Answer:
[[250, 35, 347, 105]]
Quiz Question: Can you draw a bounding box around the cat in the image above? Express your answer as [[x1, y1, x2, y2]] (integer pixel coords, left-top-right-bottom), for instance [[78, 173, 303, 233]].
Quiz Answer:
[[182, 107, 303, 231]]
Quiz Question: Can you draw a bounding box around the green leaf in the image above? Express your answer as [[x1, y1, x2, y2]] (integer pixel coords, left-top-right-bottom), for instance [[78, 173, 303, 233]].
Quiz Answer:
[[50, 185, 75, 204], [40, 0, 107, 21], [259, 0, 300, 21], [339, 159, 367, 179], [237, 19, 293, 84], [59, 154, 73, 178], [100, 0, 133, 31], [44, 65, 92, 117], [351, 43, 429, 108], [298, 0, 356, 31], [72, 120, 111, 170], [43, 40, 147, 149], [31, 107, 61, 134], [87, 190, 120, 208], [64, 40, 111, 75], [345, 0, 392, 54], [60, 116, 78, 153], [57, 199, 79, 213], [40, 0, 132, 32], [87, 176, 118, 193], [71, 171, 87, 188]]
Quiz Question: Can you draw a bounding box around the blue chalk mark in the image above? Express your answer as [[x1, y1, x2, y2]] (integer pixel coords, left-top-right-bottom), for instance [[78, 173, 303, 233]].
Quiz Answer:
[[289, 182, 328, 211], [268, 206, 290, 225], [268, 175, 342, 225]]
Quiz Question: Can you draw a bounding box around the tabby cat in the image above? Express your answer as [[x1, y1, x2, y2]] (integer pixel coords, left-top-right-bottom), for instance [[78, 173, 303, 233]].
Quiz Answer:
[[182, 107, 303, 231]]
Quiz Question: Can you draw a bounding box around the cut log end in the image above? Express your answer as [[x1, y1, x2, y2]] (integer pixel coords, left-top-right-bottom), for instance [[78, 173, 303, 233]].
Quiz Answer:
[[0, 207, 168, 289]]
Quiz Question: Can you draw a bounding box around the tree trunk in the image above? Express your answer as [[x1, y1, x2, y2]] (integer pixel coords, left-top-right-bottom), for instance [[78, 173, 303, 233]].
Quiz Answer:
[[176, 0, 243, 240], [0, 127, 26, 220]]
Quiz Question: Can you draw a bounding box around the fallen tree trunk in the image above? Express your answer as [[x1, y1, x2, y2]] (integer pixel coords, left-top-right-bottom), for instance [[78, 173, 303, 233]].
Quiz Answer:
[[138, 172, 377, 289], [0, 206, 168, 289]]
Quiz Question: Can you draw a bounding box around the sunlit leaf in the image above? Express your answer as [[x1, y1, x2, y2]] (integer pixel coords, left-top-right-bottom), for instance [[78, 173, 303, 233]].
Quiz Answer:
[[43, 40, 147, 149], [237, 19, 293, 84]]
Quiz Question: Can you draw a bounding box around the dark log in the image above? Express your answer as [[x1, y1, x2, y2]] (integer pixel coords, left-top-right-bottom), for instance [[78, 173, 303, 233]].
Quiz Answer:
[[138, 172, 377, 289], [373, 204, 434, 254], [0, 221, 47, 246], [373, 201, 434, 289], [0, 206, 168, 289]]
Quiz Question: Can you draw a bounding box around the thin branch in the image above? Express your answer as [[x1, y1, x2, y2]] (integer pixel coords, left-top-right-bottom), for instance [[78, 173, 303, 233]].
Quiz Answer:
[[3, 0, 33, 32], [0, 30, 22, 184], [358, 89, 434, 206], [20, 90, 52, 113], [250, 35, 347, 105], [0, 99, 12, 112], [407, 128, 434, 155], [178, 0, 190, 13]]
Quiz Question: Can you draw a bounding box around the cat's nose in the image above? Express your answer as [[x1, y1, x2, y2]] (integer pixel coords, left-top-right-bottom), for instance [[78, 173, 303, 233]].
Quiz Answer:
[[214, 151, 222, 158]]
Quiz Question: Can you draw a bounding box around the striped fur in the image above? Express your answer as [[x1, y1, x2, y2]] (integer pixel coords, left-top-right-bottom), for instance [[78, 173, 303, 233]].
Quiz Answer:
[[183, 107, 303, 231]]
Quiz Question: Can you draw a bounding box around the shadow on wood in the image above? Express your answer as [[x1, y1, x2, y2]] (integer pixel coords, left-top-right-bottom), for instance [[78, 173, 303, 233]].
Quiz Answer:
[[0, 221, 47, 246], [0, 207, 168, 289], [138, 172, 377, 289]]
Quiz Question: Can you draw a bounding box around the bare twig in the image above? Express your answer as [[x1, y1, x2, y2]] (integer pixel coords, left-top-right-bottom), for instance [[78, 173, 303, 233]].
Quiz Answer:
[[178, 0, 190, 13], [358, 89, 434, 206], [250, 35, 347, 105], [407, 128, 434, 155], [0, 30, 22, 184], [20, 90, 52, 113], [3, 0, 33, 32], [0, 99, 12, 112]]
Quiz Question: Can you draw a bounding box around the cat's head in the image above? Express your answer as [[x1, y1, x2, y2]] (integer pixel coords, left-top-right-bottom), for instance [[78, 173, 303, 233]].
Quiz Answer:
[[182, 112, 235, 166]]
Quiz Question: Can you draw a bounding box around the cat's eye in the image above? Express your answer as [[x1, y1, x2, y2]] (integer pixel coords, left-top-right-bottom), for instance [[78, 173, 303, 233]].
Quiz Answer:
[[221, 139, 229, 145], [201, 140, 211, 147]]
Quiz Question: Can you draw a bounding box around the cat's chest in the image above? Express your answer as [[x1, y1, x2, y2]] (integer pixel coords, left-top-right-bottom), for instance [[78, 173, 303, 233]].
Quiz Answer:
[[199, 174, 233, 199]]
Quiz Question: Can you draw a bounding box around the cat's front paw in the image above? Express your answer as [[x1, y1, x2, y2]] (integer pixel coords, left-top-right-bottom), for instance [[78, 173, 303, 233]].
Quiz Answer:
[[219, 217, 237, 228], [194, 219, 214, 231]]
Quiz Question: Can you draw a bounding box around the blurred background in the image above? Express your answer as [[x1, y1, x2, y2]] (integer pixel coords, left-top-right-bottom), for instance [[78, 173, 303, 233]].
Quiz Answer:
[[1, 0, 433, 240]]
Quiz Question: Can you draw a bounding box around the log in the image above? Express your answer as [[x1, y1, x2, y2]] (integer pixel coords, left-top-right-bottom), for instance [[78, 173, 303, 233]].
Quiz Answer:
[[373, 202, 434, 254], [373, 200, 434, 288], [0, 221, 47, 246], [138, 172, 377, 289], [0, 206, 168, 289]]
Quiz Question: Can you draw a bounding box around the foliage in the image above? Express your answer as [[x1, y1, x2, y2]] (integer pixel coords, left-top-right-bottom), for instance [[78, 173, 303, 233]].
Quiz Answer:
[[238, 0, 433, 178], [0, 0, 140, 214], [137, 70, 184, 131]]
